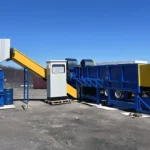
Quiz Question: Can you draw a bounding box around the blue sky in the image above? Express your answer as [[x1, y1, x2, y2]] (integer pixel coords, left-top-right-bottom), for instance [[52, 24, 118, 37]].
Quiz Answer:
[[0, 0, 150, 68]]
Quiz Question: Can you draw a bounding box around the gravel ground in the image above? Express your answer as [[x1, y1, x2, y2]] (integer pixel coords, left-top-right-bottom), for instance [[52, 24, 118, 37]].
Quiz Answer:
[[0, 88, 150, 150]]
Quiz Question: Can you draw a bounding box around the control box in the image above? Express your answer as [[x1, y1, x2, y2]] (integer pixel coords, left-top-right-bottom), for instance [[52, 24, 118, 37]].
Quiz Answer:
[[46, 60, 67, 100]]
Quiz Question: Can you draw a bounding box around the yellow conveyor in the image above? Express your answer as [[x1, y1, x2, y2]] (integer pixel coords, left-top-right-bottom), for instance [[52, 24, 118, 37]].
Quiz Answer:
[[10, 48, 77, 98]]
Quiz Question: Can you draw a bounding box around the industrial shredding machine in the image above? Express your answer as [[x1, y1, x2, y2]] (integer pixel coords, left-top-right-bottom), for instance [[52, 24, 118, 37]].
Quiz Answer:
[[66, 58, 150, 114], [1, 39, 150, 114]]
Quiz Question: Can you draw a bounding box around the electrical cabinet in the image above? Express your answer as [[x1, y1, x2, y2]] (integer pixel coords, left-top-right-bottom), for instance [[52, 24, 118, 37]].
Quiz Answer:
[[46, 60, 67, 100]]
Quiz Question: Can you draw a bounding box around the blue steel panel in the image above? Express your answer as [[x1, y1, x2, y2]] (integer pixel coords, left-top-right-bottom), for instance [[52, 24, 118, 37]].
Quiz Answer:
[[67, 68, 76, 80], [109, 64, 138, 90], [89, 66, 97, 78], [108, 99, 135, 109], [109, 65, 122, 89], [75, 67, 81, 78], [98, 66, 108, 80], [110, 65, 122, 81], [82, 67, 88, 78], [122, 64, 138, 90], [123, 64, 138, 82]]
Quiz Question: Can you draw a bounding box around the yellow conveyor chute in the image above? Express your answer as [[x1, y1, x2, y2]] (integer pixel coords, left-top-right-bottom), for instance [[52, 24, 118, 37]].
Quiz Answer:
[[10, 48, 77, 98]]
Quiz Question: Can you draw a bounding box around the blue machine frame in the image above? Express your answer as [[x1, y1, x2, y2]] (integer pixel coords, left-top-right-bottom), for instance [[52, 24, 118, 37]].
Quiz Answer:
[[68, 64, 150, 114]]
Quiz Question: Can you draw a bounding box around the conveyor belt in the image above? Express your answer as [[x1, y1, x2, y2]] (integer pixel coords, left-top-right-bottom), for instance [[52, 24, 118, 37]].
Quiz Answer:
[[10, 48, 77, 98]]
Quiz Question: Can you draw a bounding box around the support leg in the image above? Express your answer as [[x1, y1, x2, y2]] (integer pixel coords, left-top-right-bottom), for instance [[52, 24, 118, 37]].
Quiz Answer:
[[135, 94, 139, 112], [24, 68, 30, 104], [107, 89, 111, 106], [96, 88, 100, 104], [80, 86, 83, 101]]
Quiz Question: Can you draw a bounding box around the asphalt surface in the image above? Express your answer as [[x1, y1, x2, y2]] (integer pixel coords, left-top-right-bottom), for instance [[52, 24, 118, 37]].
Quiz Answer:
[[0, 88, 150, 150]]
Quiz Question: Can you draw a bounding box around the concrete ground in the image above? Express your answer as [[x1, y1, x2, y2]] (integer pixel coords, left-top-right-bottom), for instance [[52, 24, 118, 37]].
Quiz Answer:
[[0, 88, 150, 150]]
